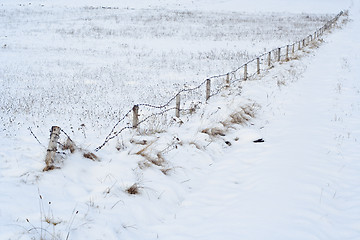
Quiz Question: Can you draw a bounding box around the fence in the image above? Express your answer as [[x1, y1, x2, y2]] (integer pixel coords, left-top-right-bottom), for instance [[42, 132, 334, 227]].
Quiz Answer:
[[91, 10, 344, 151]]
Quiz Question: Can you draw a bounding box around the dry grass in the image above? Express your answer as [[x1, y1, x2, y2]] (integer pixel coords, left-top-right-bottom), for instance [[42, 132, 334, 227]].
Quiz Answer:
[[160, 168, 173, 175], [43, 165, 59, 172], [201, 103, 258, 139], [83, 152, 99, 161], [138, 160, 152, 170], [135, 140, 166, 166], [126, 183, 141, 195], [201, 127, 226, 137], [189, 141, 202, 150]]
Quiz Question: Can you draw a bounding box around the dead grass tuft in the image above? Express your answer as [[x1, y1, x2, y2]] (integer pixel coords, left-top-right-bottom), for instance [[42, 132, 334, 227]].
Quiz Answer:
[[189, 141, 202, 150], [161, 168, 173, 175], [135, 140, 166, 166], [229, 111, 249, 124], [43, 165, 59, 172], [201, 127, 226, 136], [138, 160, 152, 170], [83, 152, 99, 161], [126, 184, 141, 195]]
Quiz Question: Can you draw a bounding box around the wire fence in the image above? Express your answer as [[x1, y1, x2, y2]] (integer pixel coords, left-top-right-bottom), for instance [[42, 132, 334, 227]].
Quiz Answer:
[[92, 10, 344, 151]]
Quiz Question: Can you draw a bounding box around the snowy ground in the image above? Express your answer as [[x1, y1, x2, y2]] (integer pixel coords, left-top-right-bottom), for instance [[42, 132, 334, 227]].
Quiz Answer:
[[1, 0, 359, 239], [146, 8, 360, 240]]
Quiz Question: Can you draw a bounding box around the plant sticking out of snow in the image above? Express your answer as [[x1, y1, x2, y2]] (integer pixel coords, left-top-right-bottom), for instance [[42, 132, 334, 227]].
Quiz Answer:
[[25, 192, 79, 240], [125, 183, 142, 195]]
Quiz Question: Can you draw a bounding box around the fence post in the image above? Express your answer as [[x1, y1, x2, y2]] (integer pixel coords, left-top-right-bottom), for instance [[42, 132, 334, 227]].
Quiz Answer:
[[206, 79, 211, 101], [132, 105, 139, 128], [44, 126, 61, 170], [175, 94, 180, 118], [277, 48, 281, 62], [292, 43, 295, 54], [298, 41, 301, 50], [256, 58, 260, 74], [244, 64, 248, 80], [226, 73, 230, 86], [286, 45, 289, 61], [268, 51, 271, 67], [303, 38, 306, 48]]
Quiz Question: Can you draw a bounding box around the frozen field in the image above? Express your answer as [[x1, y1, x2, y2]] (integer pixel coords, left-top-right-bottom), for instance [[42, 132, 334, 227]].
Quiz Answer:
[[0, 0, 358, 240], [0, 2, 333, 141]]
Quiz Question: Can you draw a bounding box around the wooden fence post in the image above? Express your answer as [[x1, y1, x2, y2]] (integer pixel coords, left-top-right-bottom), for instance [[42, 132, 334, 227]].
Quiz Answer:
[[44, 126, 61, 171], [292, 43, 295, 54], [244, 64, 248, 80], [277, 48, 281, 62], [256, 57, 260, 74], [132, 105, 139, 128], [303, 38, 306, 48], [226, 73, 230, 86], [175, 94, 180, 118], [286, 45, 289, 61], [298, 41, 301, 50], [268, 51, 271, 67], [206, 79, 211, 101]]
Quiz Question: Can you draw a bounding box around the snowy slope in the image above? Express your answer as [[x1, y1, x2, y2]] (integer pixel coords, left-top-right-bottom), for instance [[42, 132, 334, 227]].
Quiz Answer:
[[0, 0, 358, 240], [144, 5, 360, 240]]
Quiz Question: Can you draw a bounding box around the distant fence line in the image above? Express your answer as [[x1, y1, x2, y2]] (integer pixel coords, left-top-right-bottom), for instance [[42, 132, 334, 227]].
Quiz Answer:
[[40, 11, 332, 152], [92, 10, 344, 151]]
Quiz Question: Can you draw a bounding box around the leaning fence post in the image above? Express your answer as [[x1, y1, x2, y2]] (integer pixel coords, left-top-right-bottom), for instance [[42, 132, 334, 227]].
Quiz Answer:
[[256, 57, 260, 74], [175, 94, 180, 118], [206, 79, 211, 101], [132, 105, 139, 128], [268, 51, 271, 67], [244, 64, 248, 80], [277, 48, 281, 62], [44, 126, 61, 170]]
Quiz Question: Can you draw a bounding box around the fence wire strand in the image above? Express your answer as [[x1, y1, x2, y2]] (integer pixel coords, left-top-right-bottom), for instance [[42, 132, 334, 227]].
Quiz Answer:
[[94, 11, 344, 151]]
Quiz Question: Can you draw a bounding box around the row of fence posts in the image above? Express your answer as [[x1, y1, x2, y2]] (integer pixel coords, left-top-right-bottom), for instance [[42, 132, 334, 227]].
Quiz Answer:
[[130, 11, 342, 129], [43, 11, 343, 163]]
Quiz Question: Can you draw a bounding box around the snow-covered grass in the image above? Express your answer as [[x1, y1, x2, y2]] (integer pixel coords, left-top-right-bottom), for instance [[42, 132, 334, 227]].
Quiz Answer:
[[1, 0, 358, 239], [0, 3, 333, 143]]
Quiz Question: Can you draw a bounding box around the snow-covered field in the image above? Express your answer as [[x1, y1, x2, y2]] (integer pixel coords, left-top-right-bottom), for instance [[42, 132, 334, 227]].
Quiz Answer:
[[1, 0, 358, 239], [0, 0, 334, 139]]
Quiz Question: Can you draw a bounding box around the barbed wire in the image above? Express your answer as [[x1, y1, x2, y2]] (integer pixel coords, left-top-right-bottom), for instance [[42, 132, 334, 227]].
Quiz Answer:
[[93, 10, 344, 151], [28, 127, 46, 149]]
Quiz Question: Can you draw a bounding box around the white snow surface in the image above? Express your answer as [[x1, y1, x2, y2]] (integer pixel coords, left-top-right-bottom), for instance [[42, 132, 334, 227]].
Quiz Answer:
[[0, 0, 359, 240], [0, 0, 350, 13]]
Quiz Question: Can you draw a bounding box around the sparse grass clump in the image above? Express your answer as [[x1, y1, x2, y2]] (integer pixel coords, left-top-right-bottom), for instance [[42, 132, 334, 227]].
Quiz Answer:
[[126, 184, 141, 195]]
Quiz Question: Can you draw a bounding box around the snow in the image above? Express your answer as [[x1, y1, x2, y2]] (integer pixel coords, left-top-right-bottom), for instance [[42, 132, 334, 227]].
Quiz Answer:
[[148, 9, 360, 238], [0, 0, 349, 13], [0, 0, 359, 239]]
